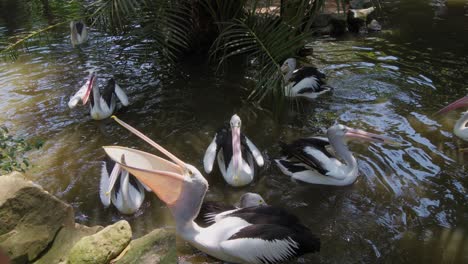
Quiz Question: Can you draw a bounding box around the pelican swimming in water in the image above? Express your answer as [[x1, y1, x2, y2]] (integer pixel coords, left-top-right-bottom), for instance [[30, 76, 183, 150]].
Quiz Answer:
[[197, 192, 267, 226], [68, 71, 129, 120], [275, 124, 397, 186], [281, 58, 333, 99], [99, 156, 150, 214], [203, 114, 264, 187], [70, 21, 88, 47], [437, 95, 468, 142], [104, 117, 320, 264]]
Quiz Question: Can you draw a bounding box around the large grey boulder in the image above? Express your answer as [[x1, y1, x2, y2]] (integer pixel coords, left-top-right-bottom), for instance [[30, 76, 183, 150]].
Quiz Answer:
[[0, 172, 74, 263], [68, 220, 132, 264], [115, 228, 176, 264], [33, 224, 103, 264]]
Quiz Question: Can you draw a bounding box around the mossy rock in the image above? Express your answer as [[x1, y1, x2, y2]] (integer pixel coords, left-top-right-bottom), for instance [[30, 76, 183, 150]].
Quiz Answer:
[[33, 224, 103, 264], [114, 228, 176, 264], [0, 172, 74, 263], [68, 220, 132, 264]]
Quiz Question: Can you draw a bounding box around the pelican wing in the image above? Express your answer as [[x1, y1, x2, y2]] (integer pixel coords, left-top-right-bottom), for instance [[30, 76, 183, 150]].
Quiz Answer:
[[221, 224, 320, 264], [289, 66, 326, 87], [99, 162, 111, 207], [242, 135, 264, 167], [127, 174, 145, 212], [68, 81, 90, 108], [114, 83, 129, 106], [195, 201, 237, 226], [203, 132, 223, 173], [280, 137, 333, 175]]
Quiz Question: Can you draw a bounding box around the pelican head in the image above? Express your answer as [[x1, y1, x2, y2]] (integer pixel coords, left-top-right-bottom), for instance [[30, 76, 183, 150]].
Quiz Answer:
[[328, 124, 398, 144], [437, 96, 468, 141], [239, 192, 266, 207], [103, 117, 208, 225], [281, 58, 297, 74]]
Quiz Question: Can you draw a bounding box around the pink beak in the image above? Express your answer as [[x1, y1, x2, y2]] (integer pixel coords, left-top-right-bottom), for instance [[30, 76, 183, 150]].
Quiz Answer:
[[232, 126, 241, 172], [82, 74, 96, 105], [345, 128, 399, 145], [436, 96, 468, 115]]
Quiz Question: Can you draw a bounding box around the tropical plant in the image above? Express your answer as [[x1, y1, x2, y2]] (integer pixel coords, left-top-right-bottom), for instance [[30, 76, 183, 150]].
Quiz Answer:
[[0, 0, 350, 104], [0, 126, 43, 174]]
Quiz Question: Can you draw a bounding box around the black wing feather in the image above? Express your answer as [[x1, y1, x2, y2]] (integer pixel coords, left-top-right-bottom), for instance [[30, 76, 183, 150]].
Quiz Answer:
[[289, 66, 326, 87], [226, 205, 302, 228], [228, 224, 320, 264], [101, 79, 115, 106], [280, 137, 333, 175], [195, 201, 236, 226]]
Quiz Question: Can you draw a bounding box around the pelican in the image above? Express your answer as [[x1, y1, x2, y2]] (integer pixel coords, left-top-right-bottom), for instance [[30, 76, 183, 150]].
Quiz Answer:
[[275, 124, 397, 186], [437, 95, 468, 141], [70, 21, 88, 47], [104, 117, 320, 264], [281, 58, 332, 99], [68, 71, 129, 120], [203, 114, 264, 187], [99, 156, 150, 214], [347, 7, 375, 33], [197, 193, 267, 226]]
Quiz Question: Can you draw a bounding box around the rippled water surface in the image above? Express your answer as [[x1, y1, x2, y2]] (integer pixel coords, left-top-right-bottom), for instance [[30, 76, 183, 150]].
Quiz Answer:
[[1, 0, 467, 263]]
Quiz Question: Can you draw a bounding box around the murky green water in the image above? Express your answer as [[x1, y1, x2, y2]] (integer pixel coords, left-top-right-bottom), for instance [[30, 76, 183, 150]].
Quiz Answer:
[[1, 0, 467, 263]]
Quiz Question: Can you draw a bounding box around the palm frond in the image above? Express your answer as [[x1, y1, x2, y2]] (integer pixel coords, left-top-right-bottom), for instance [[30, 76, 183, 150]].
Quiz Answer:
[[134, 0, 192, 61], [210, 0, 313, 103]]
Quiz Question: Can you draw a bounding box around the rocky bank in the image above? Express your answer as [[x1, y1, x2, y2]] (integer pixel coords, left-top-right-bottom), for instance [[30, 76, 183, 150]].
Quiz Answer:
[[0, 172, 175, 264]]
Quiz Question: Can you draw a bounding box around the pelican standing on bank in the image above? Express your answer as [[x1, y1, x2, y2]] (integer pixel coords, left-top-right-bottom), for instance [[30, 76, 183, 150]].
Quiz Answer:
[[203, 114, 264, 187], [68, 71, 129, 120], [99, 156, 150, 214], [104, 117, 320, 264], [281, 58, 333, 99], [437, 95, 468, 141], [70, 21, 88, 47], [275, 124, 397, 186]]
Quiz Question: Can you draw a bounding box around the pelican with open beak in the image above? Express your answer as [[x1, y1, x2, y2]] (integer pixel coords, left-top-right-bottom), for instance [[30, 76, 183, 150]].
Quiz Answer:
[[275, 124, 398, 186], [68, 71, 129, 120], [104, 117, 320, 264], [437, 95, 468, 142]]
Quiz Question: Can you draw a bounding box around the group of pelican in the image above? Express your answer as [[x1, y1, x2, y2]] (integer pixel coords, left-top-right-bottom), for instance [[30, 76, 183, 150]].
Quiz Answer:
[[67, 20, 468, 264]]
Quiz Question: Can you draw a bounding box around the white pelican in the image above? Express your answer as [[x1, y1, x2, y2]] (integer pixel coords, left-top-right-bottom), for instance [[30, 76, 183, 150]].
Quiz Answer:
[[197, 193, 267, 226], [275, 124, 397, 186], [203, 114, 264, 187], [103, 117, 320, 264], [70, 21, 88, 47], [99, 156, 150, 214], [437, 95, 468, 141], [68, 72, 129, 120], [281, 58, 333, 99]]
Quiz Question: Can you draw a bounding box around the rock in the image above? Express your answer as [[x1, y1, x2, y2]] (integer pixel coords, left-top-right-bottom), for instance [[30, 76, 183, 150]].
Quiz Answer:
[[114, 228, 176, 264], [68, 220, 132, 264], [34, 224, 103, 264], [0, 172, 74, 263], [368, 19, 382, 32]]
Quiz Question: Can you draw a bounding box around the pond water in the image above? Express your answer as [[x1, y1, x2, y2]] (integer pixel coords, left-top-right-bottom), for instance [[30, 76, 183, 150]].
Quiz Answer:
[[0, 0, 467, 263]]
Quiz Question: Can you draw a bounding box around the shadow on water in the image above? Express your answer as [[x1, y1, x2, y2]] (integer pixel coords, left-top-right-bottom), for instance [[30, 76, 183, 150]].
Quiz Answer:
[[0, 0, 467, 263]]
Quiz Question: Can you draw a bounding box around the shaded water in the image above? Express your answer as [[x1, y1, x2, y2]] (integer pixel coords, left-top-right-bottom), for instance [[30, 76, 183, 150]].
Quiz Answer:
[[1, 0, 467, 263]]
